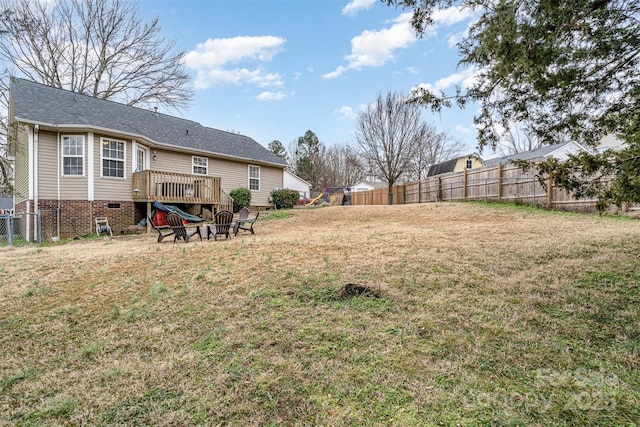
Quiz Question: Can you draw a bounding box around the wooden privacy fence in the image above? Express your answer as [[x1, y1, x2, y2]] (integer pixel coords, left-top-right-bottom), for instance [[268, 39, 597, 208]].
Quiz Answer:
[[351, 163, 608, 212]]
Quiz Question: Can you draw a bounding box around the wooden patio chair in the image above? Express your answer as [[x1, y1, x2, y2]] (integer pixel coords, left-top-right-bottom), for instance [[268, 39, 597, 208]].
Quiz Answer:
[[95, 217, 113, 236], [233, 207, 259, 236], [207, 210, 234, 241]]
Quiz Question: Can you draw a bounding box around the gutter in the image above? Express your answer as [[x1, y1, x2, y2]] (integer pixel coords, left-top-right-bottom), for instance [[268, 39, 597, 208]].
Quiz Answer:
[[13, 117, 288, 169]]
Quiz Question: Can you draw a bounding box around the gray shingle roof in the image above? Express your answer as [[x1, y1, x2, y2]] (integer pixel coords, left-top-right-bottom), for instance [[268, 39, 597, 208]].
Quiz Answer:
[[10, 77, 287, 167], [483, 143, 571, 167], [427, 157, 459, 177]]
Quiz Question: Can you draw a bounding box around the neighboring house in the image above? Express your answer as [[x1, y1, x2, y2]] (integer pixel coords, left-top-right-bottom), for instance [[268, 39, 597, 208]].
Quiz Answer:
[[595, 134, 627, 153], [8, 77, 288, 240], [350, 181, 387, 192], [483, 141, 588, 167], [283, 170, 311, 200], [427, 154, 484, 177]]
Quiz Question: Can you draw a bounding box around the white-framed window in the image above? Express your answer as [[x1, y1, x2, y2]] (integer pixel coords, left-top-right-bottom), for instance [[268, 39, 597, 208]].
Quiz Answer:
[[193, 156, 208, 175], [136, 148, 145, 172], [62, 135, 84, 176], [248, 165, 260, 191], [466, 158, 473, 169], [101, 138, 125, 178]]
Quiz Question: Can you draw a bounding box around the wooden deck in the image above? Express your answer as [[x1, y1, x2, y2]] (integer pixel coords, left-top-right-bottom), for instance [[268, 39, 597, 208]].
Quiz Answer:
[[132, 170, 232, 211]]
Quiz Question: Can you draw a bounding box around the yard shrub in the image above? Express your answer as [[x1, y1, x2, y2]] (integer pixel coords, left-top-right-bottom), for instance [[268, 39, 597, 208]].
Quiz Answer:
[[230, 188, 251, 213], [270, 189, 299, 209]]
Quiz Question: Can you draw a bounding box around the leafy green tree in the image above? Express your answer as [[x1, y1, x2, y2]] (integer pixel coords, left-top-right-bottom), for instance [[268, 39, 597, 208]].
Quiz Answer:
[[293, 130, 323, 189], [518, 89, 640, 211], [384, 0, 640, 209]]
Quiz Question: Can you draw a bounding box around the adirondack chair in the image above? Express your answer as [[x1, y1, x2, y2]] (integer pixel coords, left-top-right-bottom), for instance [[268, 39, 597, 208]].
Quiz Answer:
[[166, 212, 191, 242], [166, 212, 203, 243], [148, 215, 175, 243], [207, 210, 234, 241], [233, 207, 259, 236]]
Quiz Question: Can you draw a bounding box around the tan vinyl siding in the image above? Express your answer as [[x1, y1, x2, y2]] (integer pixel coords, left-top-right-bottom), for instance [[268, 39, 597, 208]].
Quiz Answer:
[[36, 131, 61, 199], [209, 158, 283, 206], [13, 124, 30, 203], [210, 158, 251, 192], [151, 149, 194, 174], [53, 132, 90, 200], [254, 166, 284, 206], [93, 134, 131, 201]]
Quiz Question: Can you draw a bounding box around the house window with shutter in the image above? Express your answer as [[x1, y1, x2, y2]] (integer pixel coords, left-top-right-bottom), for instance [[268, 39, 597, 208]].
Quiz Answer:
[[62, 135, 84, 176], [466, 158, 473, 169], [101, 138, 125, 178], [248, 165, 260, 191]]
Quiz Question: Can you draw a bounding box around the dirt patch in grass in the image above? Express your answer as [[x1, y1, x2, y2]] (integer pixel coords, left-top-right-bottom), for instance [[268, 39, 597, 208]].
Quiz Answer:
[[1, 203, 639, 425]]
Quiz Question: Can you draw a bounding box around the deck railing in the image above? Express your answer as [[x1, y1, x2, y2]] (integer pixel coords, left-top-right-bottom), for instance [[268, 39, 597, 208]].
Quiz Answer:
[[132, 170, 230, 210]]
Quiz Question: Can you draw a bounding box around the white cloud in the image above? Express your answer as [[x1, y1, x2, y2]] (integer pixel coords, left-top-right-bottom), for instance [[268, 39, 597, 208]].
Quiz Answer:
[[432, 67, 478, 91], [420, 67, 478, 91], [325, 5, 476, 79], [432, 6, 476, 27], [409, 67, 479, 103], [185, 35, 286, 89], [323, 12, 416, 79], [337, 106, 357, 120], [256, 91, 288, 101], [455, 125, 474, 134], [194, 68, 283, 88], [342, 0, 376, 16]]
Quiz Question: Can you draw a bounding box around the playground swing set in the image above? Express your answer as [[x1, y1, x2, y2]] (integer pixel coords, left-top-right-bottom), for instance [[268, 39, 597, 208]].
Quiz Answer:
[[306, 187, 352, 206]]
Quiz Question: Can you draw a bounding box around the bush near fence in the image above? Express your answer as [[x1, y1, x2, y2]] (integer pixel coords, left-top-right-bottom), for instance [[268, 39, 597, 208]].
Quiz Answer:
[[351, 163, 616, 212]]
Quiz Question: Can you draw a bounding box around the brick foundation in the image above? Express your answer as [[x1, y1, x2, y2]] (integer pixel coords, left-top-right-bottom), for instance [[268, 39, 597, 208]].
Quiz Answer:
[[16, 199, 136, 240], [14, 200, 210, 240]]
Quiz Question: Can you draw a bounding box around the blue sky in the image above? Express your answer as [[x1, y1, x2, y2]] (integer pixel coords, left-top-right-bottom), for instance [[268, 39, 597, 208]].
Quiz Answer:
[[139, 0, 482, 155]]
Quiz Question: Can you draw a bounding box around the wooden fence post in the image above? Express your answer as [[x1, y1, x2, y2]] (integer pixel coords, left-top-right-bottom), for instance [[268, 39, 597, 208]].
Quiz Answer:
[[546, 176, 553, 208], [497, 163, 503, 200], [463, 169, 468, 200]]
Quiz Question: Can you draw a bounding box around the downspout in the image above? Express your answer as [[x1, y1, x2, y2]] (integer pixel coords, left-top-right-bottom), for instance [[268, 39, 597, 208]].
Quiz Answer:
[[33, 124, 39, 242], [56, 132, 61, 240], [26, 126, 34, 241]]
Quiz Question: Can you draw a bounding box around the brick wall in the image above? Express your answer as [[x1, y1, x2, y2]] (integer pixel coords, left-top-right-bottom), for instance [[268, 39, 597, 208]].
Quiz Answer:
[[16, 199, 135, 240], [15, 200, 209, 240]]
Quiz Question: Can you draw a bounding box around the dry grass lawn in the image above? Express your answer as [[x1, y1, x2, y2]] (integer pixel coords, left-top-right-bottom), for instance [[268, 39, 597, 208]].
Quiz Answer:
[[1, 202, 639, 426]]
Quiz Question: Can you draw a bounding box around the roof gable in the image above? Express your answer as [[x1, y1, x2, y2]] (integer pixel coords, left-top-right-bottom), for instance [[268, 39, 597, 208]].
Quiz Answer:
[[9, 77, 287, 167], [427, 157, 459, 177]]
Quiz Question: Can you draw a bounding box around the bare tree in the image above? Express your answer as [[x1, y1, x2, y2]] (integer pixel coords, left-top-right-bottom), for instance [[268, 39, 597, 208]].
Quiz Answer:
[[0, 0, 193, 189], [354, 91, 427, 204], [0, 0, 192, 108], [495, 123, 572, 156], [405, 126, 463, 182], [319, 144, 364, 189], [0, 70, 11, 194]]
